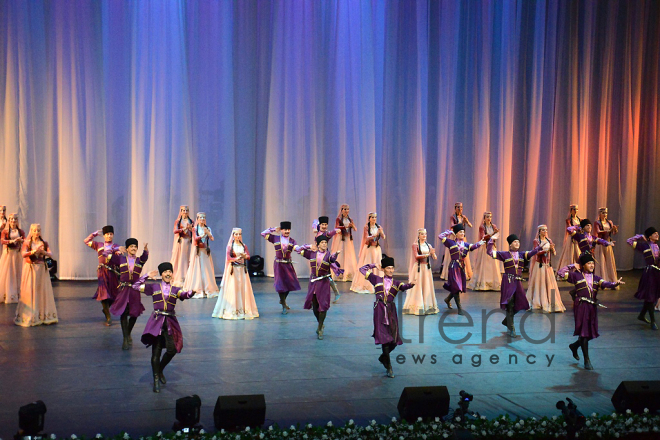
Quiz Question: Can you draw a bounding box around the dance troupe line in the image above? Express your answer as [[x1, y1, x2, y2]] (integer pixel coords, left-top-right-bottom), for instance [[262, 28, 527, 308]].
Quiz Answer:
[[0, 202, 658, 391]]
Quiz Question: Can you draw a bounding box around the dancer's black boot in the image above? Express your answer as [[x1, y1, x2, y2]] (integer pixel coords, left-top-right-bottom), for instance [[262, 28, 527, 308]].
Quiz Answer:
[[120, 312, 129, 350], [101, 299, 112, 326]]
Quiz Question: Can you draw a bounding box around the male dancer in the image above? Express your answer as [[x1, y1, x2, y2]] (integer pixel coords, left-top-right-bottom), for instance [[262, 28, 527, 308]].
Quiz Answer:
[[262, 222, 302, 314], [314, 216, 342, 302], [133, 262, 195, 392], [487, 234, 542, 338], [109, 238, 148, 349], [438, 224, 485, 315], [558, 253, 624, 369], [360, 255, 414, 378], [84, 226, 122, 325], [567, 219, 614, 256], [627, 228, 660, 330], [296, 236, 341, 339]]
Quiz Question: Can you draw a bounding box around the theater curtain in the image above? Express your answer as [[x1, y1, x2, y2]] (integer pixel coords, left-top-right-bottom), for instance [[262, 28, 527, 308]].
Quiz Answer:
[[1, 0, 658, 278]]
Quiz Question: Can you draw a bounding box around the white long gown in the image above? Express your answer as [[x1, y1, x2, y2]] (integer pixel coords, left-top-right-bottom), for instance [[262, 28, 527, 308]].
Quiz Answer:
[[403, 241, 439, 315], [170, 217, 193, 287], [212, 242, 259, 320], [184, 226, 220, 298]]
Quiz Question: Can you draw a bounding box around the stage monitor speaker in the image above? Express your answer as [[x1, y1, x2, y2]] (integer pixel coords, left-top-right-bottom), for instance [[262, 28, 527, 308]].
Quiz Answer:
[[397, 386, 450, 421], [214, 394, 266, 430], [611, 381, 660, 414]]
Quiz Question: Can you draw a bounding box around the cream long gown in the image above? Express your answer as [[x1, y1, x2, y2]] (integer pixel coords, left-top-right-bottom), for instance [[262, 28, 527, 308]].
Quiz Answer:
[[330, 217, 358, 282], [403, 241, 439, 315], [350, 225, 383, 294], [14, 241, 58, 327], [0, 229, 24, 304], [467, 225, 503, 291], [212, 242, 259, 320], [184, 226, 220, 298], [526, 238, 565, 313], [170, 217, 193, 287]]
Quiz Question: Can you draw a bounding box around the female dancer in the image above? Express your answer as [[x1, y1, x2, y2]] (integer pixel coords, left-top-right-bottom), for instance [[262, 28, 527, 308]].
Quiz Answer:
[[438, 225, 484, 315], [170, 205, 193, 286], [109, 239, 148, 349], [183, 212, 220, 298], [212, 228, 259, 320], [331, 204, 358, 282], [262, 222, 301, 314], [556, 204, 581, 272], [296, 236, 340, 339], [594, 207, 619, 283], [558, 254, 624, 370], [0, 206, 6, 259], [350, 212, 385, 294], [487, 235, 541, 337], [84, 225, 121, 325], [0, 213, 25, 304], [526, 225, 565, 313], [627, 228, 660, 330], [14, 224, 58, 327], [133, 262, 195, 392], [467, 212, 503, 291], [403, 228, 439, 315], [441, 203, 474, 280], [361, 255, 415, 378]]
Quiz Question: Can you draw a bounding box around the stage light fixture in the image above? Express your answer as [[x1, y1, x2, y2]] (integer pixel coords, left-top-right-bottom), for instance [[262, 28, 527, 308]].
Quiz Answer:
[[17, 400, 47, 439], [556, 397, 586, 438], [173, 395, 203, 434], [248, 255, 265, 277]]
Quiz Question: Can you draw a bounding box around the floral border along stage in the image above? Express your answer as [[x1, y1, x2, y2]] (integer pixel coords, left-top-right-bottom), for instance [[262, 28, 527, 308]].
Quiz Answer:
[[35, 410, 660, 440]]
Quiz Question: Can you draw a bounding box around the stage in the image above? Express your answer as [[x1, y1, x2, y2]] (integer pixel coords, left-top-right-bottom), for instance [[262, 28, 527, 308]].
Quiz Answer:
[[0, 271, 658, 437]]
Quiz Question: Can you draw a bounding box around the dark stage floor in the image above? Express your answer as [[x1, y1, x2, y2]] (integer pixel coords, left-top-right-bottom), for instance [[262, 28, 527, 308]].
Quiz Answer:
[[0, 271, 658, 437]]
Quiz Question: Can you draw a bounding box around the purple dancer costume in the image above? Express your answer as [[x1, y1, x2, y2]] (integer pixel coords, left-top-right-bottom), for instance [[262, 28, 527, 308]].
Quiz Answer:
[[262, 221, 302, 314], [487, 234, 541, 338], [109, 238, 148, 349], [360, 255, 414, 378], [627, 227, 660, 330], [558, 253, 620, 370], [133, 262, 195, 392], [84, 225, 121, 325], [438, 224, 483, 315]]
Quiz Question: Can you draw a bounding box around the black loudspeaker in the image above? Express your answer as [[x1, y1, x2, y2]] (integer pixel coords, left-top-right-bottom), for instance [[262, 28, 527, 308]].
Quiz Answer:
[[611, 381, 660, 414], [214, 394, 266, 430], [397, 386, 450, 421], [18, 400, 47, 435], [175, 395, 201, 428]]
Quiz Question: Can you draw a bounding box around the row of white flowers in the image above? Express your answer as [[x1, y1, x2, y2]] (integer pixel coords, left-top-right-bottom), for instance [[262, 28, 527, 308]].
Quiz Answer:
[[17, 409, 659, 440]]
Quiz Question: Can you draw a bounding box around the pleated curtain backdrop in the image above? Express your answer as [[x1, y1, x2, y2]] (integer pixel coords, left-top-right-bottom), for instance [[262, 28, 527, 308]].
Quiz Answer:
[[1, 0, 658, 279]]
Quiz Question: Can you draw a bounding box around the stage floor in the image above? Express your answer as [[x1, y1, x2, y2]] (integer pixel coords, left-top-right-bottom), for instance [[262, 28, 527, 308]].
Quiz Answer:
[[0, 271, 658, 437]]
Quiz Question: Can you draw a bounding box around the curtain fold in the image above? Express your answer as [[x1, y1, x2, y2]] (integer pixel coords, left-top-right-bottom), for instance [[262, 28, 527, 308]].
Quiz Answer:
[[1, 0, 658, 279]]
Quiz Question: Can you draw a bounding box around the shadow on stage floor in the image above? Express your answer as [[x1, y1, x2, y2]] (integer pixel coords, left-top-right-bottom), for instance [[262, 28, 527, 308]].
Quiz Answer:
[[0, 270, 657, 436]]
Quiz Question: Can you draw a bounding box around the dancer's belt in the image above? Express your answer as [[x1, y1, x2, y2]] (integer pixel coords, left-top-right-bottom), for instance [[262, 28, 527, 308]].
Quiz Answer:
[[230, 261, 247, 275], [647, 264, 660, 271], [275, 259, 293, 264], [310, 274, 332, 283], [98, 264, 119, 275], [153, 310, 177, 317], [506, 274, 523, 281], [118, 282, 134, 288], [578, 297, 607, 308]]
